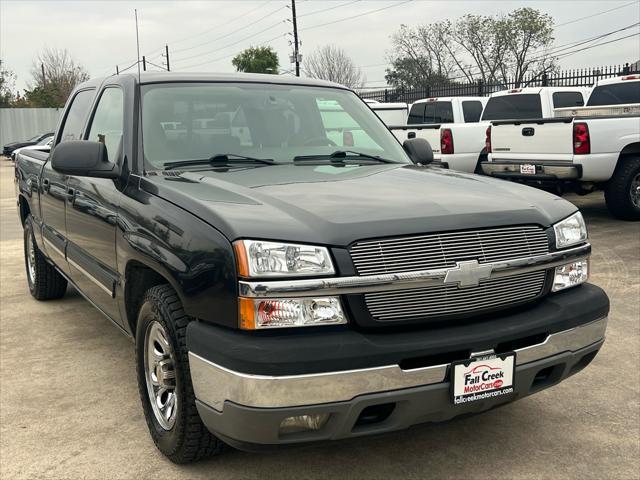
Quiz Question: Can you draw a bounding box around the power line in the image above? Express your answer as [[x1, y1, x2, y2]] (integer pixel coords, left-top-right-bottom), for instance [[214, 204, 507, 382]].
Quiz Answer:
[[171, 4, 286, 55], [556, 1, 639, 28], [301, 0, 413, 32], [173, 19, 285, 65], [298, 0, 362, 18]]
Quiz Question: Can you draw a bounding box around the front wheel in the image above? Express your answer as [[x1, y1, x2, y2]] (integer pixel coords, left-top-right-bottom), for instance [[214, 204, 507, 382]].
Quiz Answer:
[[604, 156, 640, 220], [135, 284, 224, 463]]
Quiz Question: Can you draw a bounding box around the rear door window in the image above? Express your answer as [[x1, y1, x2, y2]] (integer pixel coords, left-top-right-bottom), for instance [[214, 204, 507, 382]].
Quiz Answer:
[[58, 89, 95, 143], [462, 101, 483, 122], [481, 94, 543, 121], [587, 82, 640, 106], [408, 103, 425, 124], [423, 102, 454, 123], [553, 92, 585, 108]]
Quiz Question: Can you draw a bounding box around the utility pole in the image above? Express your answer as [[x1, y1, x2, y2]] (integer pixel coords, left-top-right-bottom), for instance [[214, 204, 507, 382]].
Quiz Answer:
[[291, 0, 300, 77], [142, 56, 147, 71], [163, 44, 170, 71], [41, 64, 46, 85]]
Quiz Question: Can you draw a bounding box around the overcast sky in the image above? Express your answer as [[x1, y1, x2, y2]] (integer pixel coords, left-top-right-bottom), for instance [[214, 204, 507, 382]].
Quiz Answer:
[[1, 0, 639, 92]]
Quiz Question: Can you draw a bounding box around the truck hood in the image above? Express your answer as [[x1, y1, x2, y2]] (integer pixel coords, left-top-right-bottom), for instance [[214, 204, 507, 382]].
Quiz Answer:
[[142, 164, 576, 245]]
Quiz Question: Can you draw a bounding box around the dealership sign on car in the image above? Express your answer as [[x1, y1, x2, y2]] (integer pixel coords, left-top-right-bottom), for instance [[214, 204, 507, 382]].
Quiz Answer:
[[451, 353, 515, 405]]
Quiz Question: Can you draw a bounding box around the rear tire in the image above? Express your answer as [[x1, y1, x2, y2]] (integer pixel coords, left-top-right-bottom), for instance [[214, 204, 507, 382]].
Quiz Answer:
[[24, 215, 67, 300], [604, 156, 640, 220], [135, 284, 224, 463]]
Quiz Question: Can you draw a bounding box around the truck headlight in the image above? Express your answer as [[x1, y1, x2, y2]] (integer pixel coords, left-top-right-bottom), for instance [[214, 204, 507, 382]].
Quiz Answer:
[[239, 297, 346, 329], [234, 240, 335, 278], [553, 212, 587, 248], [552, 260, 589, 292]]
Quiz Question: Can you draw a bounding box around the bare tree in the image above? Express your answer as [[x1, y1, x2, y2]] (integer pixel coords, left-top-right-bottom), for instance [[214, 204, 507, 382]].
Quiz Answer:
[[386, 8, 556, 89], [304, 45, 365, 89], [28, 48, 89, 107]]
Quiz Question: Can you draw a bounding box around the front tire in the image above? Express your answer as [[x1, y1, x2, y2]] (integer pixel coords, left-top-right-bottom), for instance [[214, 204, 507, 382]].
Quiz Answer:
[[604, 156, 640, 220], [135, 285, 224, 463], [23, 215, 67, 300]]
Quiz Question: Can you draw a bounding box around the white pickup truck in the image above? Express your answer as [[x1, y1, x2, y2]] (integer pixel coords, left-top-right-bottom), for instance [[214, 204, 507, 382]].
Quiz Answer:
[[390, 88, 589, 172], [483, 75, 640, 220], [367, 101, 408, 126]]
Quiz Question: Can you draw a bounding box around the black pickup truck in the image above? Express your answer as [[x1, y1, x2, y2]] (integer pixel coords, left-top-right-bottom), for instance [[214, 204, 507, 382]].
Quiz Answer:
[[15, 73, 609, 463]]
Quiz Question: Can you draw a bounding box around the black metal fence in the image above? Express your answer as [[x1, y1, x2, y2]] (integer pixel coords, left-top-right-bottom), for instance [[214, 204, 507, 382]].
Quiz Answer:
[[359, 63, 639, 103]]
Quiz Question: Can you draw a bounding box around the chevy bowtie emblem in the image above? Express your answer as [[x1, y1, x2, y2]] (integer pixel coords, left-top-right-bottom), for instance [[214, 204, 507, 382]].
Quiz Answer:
[[444, 260, 493, 288]]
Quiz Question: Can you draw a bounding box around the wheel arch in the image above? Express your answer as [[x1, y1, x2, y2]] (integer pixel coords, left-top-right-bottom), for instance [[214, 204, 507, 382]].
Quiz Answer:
[[124, 259, 179, 338], [18, 194, 31, 227], [618, 142, 640, 160]]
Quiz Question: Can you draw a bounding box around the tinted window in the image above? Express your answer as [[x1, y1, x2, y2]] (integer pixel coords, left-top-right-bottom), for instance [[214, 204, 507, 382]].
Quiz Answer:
[[481, 94, 543, 121], [408, 103, 425, 124], [553, 92, 584, 108], [423, 102, 454, 123], [462, 101, 483, 122], [87, 88, 124, 162], [587, 82, 640, 106], [59, 90, 94, 142]]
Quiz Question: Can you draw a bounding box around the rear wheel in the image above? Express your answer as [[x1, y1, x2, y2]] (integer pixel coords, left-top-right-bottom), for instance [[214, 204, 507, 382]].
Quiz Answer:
[[23, 215, 67, 300], [604, 156, 640, 220], [135, 284, 224, 463]]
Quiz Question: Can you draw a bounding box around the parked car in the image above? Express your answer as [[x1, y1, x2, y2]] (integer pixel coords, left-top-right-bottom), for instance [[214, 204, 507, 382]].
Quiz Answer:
[[483, 75, 640, 220], [368, 102, 408, 126], [3, 132, 54, 157], [15, 72, 608, 463], [10, 134, 54, 162], [391, 88, 589, 173]]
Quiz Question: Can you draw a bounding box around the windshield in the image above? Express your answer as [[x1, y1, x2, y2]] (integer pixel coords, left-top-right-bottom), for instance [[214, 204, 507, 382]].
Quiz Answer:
[[481, 94, 543, 121], [587, 82, 640, 106], [36, 135, 52, 146], [141, 83, 410, 168], [27, 135, 41, 142]]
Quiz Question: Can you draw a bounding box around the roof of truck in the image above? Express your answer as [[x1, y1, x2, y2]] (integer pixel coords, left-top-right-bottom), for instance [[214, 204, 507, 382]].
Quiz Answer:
[[78, 72, 349, 90], [490, 86, 591, 97], [412, 96, 487, 104], [594, 74, 640, 86]]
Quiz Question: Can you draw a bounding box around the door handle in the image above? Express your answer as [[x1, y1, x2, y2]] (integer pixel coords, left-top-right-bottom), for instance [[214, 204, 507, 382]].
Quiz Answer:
[[42, 178, 50, 191], [66, 188, 75, 203]]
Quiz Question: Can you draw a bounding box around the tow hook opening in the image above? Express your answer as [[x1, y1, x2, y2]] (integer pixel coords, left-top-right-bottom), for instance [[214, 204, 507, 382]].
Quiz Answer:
[[353, 403, 396, 430], [530, 364, 565, 392]]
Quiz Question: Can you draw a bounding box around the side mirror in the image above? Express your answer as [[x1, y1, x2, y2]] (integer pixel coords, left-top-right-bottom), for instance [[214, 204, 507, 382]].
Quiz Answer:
[[403, 137, 434, 165], [51, 141, 120, 179]]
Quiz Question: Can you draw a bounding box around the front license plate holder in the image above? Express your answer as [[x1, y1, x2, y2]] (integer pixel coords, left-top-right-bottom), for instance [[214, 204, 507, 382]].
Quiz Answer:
[[520, 164, 537, 175], [451, 352, 516, 405]]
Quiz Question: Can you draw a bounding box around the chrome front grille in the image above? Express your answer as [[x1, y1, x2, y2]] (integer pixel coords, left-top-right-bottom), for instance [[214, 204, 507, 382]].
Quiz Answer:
[[350, 225, 550, 322], [350, 225, 549, 276], [364, 270, 547, 321]]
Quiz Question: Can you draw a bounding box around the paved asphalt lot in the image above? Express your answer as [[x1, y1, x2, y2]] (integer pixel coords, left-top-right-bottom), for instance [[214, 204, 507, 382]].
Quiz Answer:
[[0, 159, 638, 479]]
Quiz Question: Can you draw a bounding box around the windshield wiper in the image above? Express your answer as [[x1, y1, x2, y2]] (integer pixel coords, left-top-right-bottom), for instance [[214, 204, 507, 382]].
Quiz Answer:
[[293, 150, 396, 164], [164, 153, 275, 170]]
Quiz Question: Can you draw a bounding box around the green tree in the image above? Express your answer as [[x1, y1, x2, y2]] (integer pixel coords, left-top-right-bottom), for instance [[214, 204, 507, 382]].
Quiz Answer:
[[232, 46, 279, 74]]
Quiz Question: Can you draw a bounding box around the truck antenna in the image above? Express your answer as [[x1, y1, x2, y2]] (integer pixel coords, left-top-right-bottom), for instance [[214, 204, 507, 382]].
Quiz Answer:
[[134, 9, 146, 175]]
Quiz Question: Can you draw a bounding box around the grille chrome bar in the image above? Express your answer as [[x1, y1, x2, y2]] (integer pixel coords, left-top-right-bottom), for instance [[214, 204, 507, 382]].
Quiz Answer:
[[351, 225, 549, 276], [238, 243, 590, 298], [365, 270, 546, 321]]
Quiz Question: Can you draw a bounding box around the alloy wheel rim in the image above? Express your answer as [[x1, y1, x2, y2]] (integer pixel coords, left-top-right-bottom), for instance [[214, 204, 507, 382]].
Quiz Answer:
[[143, 321, 178, 430], [631, 172, 640, 209], [26, 234, 36, 285]]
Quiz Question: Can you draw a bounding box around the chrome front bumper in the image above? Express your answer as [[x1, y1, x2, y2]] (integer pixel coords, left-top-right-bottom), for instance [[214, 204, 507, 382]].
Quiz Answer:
[[189, 316, 607, 410]]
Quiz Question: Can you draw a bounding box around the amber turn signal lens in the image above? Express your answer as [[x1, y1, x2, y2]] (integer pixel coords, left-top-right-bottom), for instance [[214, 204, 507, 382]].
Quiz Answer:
[[233, 241, 250, 277], [238, 297, 256, 330]]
